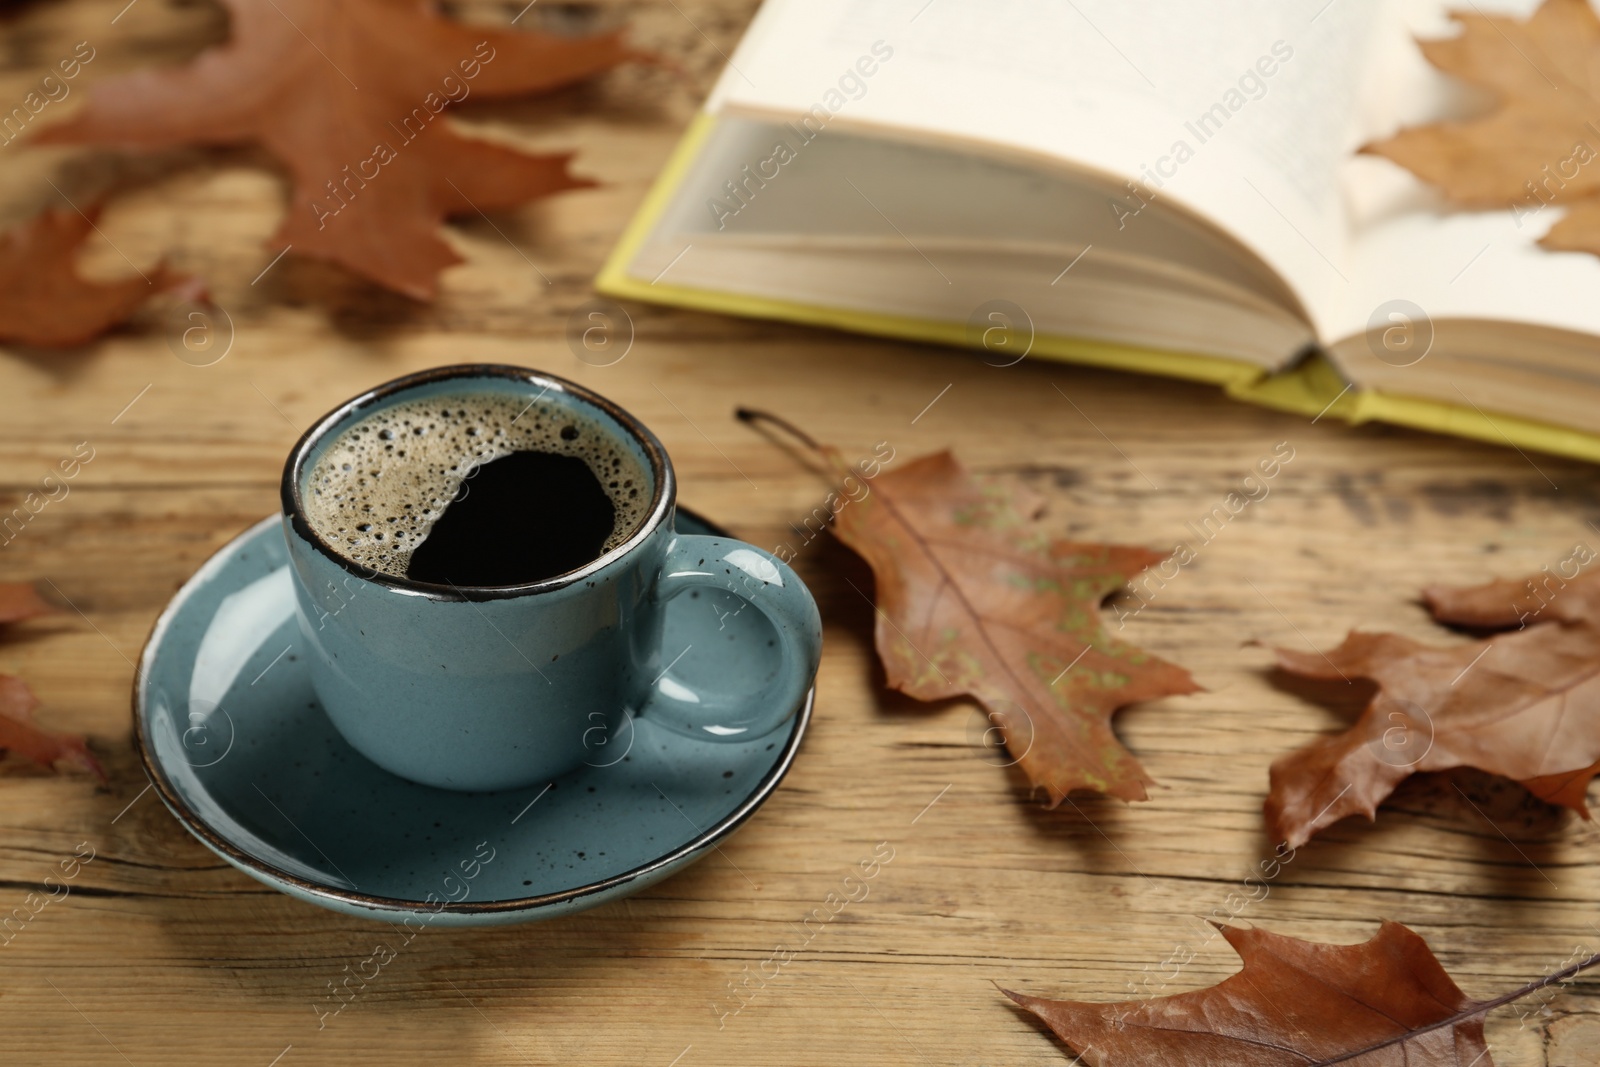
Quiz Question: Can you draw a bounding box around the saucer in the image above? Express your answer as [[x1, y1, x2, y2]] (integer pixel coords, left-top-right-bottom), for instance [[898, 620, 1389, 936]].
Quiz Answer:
[[133, 509, 813, 926]]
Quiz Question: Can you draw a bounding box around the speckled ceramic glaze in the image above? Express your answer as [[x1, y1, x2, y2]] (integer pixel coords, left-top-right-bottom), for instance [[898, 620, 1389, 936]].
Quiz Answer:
[[134, 510, 814, 925], [280, 365, 822, 791]]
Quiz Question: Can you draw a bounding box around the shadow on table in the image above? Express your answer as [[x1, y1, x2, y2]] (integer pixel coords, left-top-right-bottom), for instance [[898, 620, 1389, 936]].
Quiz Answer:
[[1258, 664, 1579, 909]]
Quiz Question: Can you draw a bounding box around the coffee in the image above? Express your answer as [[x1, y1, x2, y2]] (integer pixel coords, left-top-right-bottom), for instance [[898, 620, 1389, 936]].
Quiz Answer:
[[405, 450, 616, 585], [303, 392, 650, 584]]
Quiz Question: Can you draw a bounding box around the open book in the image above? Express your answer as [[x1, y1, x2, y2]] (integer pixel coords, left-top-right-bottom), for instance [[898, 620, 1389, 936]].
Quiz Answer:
[[598, 0, 1600, 462]]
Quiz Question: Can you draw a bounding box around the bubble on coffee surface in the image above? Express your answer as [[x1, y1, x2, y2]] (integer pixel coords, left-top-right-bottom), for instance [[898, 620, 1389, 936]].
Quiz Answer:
[[303, 393, 650, 579]]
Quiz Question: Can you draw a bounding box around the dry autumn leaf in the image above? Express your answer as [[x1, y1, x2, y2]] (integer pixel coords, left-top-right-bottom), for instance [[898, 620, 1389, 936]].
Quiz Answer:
[[1363, 0, 1600, 256], [1267, 564, 1600, 848], [0, 674, 101, 780], [740, 410, 1198, 805], [1004, 920, 1594, 1066], [0, 208, 188, 347], [0, 585, 100, 779], [0, 581, 53, 624], [36, 0, 641, 299]]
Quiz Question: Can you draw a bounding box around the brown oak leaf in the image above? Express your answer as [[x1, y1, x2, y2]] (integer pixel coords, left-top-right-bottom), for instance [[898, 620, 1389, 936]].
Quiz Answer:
[[0, 585, 52, 627], [825, 445, 1198, 804], [0, 582, 53, 624], [36, 0, 640, 299], [0, 675, 102, 780], [1267, 565, 1600, 848], [0, 208, 187, 347], [1004, 920, 1585, 1066], [1363, 0, 1600, 255]]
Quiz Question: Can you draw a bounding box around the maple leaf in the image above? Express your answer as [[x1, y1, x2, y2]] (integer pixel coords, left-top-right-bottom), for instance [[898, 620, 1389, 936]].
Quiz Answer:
[[1363, 0, 1600, 256], [1003, 920, 1592, 1066], [0, 675, 103, 780], [739, 411, 1198, 804], [0, 208, 188, 347], [0, 582, 53, 625], [35, 0, 641, 299], [1267, 567, 1600, 848]]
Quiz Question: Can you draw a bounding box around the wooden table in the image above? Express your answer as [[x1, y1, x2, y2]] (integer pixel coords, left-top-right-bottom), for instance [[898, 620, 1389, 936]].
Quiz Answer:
[[2, 2, 1598, 1064]]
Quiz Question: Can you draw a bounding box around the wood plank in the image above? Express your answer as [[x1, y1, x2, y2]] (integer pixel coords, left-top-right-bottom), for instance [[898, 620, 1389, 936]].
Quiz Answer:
[[0, 1, 1594, 1064]]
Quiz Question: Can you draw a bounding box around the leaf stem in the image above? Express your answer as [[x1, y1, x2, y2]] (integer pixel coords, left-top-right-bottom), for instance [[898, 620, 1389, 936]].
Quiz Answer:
[[1485, 948, 1600, 1012], [735, 407, 823, 456]]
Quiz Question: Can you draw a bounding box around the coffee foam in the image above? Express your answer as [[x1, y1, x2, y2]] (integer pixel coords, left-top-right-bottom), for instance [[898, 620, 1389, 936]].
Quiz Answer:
[[303, 392, 651, 580]]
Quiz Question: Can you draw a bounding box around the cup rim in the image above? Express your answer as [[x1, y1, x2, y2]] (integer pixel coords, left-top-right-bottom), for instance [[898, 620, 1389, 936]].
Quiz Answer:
[[281, 364, 674, 602]]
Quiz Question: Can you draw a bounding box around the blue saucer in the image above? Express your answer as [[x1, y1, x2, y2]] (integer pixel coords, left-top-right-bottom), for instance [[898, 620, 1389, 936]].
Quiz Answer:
[[133, 509, 812, 925]]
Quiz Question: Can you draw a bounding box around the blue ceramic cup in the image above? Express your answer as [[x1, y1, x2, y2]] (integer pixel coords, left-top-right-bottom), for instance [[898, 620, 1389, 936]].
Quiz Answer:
[[280, 365, 822, 792]]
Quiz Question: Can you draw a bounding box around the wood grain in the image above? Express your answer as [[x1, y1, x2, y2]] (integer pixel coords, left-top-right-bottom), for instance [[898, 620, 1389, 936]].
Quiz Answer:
[[0, 1, 1596, 1064]]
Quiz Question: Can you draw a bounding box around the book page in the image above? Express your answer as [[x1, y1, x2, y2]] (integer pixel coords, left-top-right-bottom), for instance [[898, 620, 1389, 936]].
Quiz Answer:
[[653, 117, 1297, 310], [705, 0, 1389, 335], [1328, 0, 1600, 353], [632, 116, 1313, 367]]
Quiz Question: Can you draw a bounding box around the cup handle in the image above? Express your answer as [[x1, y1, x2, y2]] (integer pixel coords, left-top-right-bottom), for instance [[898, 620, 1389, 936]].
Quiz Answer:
[[638, 533, 822, 742]]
